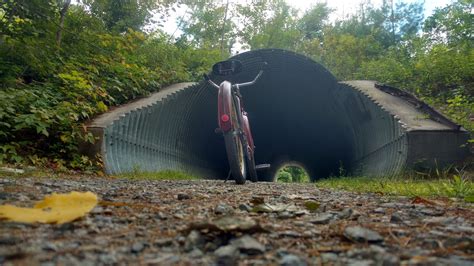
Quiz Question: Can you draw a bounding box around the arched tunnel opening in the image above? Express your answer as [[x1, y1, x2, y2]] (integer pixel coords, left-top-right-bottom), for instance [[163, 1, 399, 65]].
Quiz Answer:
[[88, 49, 470, 181], [191, 49, 355, 181]]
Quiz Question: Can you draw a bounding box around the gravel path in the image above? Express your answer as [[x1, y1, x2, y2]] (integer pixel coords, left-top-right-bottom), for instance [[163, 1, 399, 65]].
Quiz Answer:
[[0, 176, 473, 265]]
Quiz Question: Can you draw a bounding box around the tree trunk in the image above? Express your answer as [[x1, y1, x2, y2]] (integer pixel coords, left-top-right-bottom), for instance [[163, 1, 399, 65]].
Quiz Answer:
[[56, 0, 71, 48]]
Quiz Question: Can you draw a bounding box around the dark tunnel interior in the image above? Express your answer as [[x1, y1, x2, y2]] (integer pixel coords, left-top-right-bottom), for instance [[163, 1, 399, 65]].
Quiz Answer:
[[184, 49, 356, 181]]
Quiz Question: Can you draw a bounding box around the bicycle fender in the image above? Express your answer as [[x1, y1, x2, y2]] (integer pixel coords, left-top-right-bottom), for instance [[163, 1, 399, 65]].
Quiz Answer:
[[218, 81, 233, 132]]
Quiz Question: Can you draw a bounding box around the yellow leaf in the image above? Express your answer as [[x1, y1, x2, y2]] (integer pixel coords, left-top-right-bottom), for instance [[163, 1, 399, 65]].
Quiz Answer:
[[0, 191, 98, 224]]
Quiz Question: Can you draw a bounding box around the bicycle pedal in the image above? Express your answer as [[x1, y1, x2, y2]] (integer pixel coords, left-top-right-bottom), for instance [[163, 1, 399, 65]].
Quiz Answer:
[[255, 164, 271, 170]]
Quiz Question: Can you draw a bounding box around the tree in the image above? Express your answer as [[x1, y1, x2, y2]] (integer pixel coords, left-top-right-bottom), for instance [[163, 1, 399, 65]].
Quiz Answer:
[[178, 0, 235, 54], [424, 0, 473, 47], [298, 2, 333, 40], [236, 0, 301, 50]]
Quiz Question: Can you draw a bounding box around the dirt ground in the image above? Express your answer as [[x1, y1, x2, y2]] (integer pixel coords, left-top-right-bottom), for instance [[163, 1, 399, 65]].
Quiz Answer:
[[0, 176, 473, 265]]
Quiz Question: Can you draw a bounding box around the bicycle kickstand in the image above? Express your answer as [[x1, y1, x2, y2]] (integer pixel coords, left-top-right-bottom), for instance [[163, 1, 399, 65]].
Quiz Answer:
[[224, 170, 232, 183]]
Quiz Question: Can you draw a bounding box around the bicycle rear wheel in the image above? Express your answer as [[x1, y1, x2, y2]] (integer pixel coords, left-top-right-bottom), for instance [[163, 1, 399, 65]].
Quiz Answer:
[[224, 132, 246, 184]]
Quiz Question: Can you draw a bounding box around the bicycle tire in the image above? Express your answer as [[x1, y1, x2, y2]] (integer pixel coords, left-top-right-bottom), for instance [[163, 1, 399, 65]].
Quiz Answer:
[[224, 132, 246, 184]]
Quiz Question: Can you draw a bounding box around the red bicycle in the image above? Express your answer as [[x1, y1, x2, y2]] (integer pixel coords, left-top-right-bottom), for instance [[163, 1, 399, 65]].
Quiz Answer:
[[205, 60, 266, 184]]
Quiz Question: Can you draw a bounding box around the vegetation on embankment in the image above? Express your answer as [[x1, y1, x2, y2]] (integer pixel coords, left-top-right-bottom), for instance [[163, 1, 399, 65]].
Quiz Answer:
[[0, 0, 472, 170], [316, 174, 474, 202]]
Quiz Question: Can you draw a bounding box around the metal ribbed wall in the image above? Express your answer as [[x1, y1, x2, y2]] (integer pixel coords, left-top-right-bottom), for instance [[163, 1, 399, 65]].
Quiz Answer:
[[89, 49, 469, 180]]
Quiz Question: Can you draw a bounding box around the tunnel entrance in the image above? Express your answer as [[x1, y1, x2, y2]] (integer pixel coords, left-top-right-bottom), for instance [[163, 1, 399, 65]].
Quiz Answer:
[[90, 49, 470, 179], [275, 163, 310, 183]]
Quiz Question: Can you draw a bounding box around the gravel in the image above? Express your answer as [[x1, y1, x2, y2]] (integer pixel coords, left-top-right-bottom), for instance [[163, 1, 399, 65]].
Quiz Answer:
[[0, 176, 473, 265]]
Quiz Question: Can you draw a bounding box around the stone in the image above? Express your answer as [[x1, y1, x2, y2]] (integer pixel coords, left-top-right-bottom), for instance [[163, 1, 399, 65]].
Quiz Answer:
[[214, 245, 239, 265], [337, 208, 353, 219], [155, 212, 168, 220], [184, 230, 205, 251], [231, 235, 265, 255], [420, 208, 445, 216], [320, 253, 338, 263], [390, 213, 403, 223], [214, 203, 234, 215], [279, 254, 307, 266], [131, 242, 145, 253], [238, 204, 252, 212], [373, 208, 385, 214], [277, 211, 295, 219], [188, 248, 204, 258], [310, 213, 333, 224], [344, 226, 383, 243], [177, 193, 191, 200]]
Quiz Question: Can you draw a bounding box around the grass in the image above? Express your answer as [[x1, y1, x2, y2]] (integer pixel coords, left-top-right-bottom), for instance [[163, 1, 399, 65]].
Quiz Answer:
[[117, 169, 199, 181], [315, 174, 474, 202]]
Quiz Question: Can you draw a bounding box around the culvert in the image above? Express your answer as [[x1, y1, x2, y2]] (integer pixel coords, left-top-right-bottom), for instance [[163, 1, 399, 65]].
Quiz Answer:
[[85, 49, 470, 180]]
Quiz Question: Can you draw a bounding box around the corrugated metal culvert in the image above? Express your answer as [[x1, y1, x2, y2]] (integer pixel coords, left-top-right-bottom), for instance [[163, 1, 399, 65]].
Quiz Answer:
[[86, 49, 470, 181]]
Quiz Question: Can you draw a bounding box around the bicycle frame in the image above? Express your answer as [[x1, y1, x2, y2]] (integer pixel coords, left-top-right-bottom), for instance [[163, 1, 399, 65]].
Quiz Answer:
[[217, 82, 254, 155], [205, 62, 264, 183]]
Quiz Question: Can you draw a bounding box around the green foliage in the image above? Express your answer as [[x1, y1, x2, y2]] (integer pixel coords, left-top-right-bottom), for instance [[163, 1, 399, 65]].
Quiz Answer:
[[316, 174, 473, 201], [0, 0, 220, 169], [276, 166, 310, 183], [119, 169, 198, 180]]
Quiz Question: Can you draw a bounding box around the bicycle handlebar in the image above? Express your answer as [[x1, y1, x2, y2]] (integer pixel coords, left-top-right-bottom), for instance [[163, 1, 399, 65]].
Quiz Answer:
[[235, 70, 263, 88], [204, 74, 220, 89], [204, 68, 264, 89]]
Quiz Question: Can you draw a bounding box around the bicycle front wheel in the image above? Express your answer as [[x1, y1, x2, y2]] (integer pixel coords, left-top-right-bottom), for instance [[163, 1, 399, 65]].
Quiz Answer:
[[224, 131, 247, 184]]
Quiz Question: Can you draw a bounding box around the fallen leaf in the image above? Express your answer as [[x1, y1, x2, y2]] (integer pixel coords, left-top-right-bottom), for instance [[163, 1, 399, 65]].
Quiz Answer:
[[0, 191, 98, 224], [411, 196, 436, 206], [304, 200, 320, 212]]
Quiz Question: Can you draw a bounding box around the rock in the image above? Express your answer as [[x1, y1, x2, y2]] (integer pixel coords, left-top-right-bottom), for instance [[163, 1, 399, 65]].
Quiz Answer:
[[131, 242, 145, 253], [214, 203, 234, 215], [310, 213, 333, 224], [422, 216, 455, 225], [350, 210, 362, 220], [337, 208, 353, 219], [155, 212, 168, 220], [154, 238, 174, 247], [42, 242, 58, 252], [390, 213, 403, 223], [188, 216, 265, 233], [277, 211, 295, 219], [279, 230, 302, 238], [184, 230, 205, 251], [214, 245, 239, 265], [344, 226, 383, 243], [320, 253, 338, 263], [231, 235, 265, 255], [238, 203, 252, 212], [279, 254, 307, 266], [177, 193, 191, 200], [99, 253, 117, 264], [420, 208, 445, 216], [373, 208, 385, 214], [188, 248, 204, 258]]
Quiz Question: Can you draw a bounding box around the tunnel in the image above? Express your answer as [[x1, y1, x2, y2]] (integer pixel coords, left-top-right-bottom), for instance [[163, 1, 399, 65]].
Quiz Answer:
[[86, 49, 470, 181]]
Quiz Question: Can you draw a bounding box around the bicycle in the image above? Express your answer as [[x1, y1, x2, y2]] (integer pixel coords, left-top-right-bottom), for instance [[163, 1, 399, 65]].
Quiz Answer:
[[204, 60, 266, 184]]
